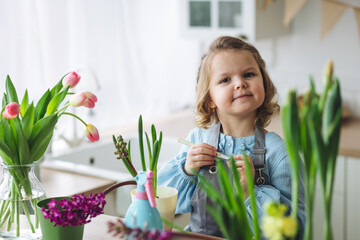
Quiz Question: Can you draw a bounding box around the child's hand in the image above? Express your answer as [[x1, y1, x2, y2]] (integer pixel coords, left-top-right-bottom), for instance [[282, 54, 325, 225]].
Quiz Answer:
[[184, 143, 217, 175], [228, 154, 255, 198]]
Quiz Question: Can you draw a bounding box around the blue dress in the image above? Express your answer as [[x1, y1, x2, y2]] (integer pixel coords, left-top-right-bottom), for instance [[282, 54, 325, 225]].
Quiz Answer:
[[158, 122, 306, 237]]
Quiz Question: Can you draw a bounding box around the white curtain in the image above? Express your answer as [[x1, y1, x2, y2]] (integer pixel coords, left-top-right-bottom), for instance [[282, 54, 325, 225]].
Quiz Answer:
[[0, 0, 200, 138]]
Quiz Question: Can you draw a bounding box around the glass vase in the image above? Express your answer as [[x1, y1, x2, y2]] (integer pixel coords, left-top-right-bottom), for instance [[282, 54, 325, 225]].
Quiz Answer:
[[0, 163, 46, 239]]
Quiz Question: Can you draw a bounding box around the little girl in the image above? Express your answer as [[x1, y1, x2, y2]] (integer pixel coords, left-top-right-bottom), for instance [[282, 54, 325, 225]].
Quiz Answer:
[[158, 36, 305, 238]]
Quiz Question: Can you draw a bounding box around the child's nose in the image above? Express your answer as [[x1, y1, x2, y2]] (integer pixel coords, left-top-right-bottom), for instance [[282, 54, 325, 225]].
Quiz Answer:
[[234, 78, 247, 89]]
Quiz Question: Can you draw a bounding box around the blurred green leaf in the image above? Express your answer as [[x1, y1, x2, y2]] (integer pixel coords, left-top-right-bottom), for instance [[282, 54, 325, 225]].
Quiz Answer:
[[5, 75, 19, 104]]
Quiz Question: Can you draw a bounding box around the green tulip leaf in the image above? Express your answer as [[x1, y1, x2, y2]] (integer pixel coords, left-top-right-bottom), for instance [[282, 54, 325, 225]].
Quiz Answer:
[[34, 90, 51, 122], [5, 75, 19, 104], [2, 93, 7, 109], [0, 120, 12, 163], [30, 130, 54, 162], [50, 72, 69, 96], [29, 114, 58, 146], [3, 119, 19, 165], [21, 103, 35, 140], [20, 90, 29, 117], [46, 86, 69, 115], [28, 114, 57, 162], [14, 119, 30, 164]]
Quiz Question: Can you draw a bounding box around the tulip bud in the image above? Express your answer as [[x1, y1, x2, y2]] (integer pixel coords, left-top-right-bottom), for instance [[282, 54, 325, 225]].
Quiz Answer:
[[85, 123, 100, 142], [63, 72, 81, 88], [2, 102, 20, 119], [69, 91, 98, 108], [324, 60, 333, 81]]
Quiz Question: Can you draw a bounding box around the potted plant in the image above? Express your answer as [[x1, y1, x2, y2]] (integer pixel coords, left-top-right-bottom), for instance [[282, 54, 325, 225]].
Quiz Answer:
[[111, 115, 178, 230], [37, 193, 106, 240], [282, 60, 342, 240], [0, 72, 100, 239]]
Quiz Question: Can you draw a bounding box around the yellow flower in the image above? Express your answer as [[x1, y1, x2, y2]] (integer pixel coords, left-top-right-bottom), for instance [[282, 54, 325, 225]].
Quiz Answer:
[[262, 202, 297, 240], [262, 215, 284, 240], [282, 217, 297, 237]]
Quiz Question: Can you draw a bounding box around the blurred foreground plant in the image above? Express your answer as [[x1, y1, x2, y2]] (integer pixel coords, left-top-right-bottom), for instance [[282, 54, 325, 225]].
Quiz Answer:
[[193, 156, 261, 240], [282, 61, 342, 240]]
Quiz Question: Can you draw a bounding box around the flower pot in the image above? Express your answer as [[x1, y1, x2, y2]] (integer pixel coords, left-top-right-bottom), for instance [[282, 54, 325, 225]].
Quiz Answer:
[[131, 185, 178, 231], [36, 197, 85, 240], [0, 163, 46, 239]]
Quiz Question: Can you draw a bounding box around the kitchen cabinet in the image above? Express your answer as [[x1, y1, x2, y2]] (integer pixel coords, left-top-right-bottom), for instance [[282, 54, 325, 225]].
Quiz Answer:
[[180, 0, 291, 41]]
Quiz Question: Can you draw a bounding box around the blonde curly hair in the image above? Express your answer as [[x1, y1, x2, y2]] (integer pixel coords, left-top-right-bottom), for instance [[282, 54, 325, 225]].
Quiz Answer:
[[195, 36, 280, 129]]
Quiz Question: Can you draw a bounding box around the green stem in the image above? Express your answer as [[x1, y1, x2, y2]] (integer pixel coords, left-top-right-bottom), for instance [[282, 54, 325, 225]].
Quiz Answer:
[[21, 200, 35, 233], [16, 200, 19, 236], [56, 103, 70, 114], [2, 165, 39, 236], [323, 198, 333, 240], [304, 165, 316, 240], [0, 206, 11, 227], [32, 198, 39, 228], [7, 183, 15, 231], [60, 112, 87, 126]]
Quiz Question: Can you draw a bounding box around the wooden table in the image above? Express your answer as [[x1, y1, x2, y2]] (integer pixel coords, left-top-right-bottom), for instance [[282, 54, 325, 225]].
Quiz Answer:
[[85, 214, 223, 240], [40, 168, 116, 197]]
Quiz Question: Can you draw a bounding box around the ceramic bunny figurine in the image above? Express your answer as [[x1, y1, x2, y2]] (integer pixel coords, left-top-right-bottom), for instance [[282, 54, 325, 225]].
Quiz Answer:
[[124, 171, 162, 230]]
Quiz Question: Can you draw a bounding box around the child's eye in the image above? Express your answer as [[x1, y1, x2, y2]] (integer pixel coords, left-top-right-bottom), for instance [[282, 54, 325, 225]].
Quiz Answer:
[[220, 77, 231, 84], [244, 72, 255, 78]]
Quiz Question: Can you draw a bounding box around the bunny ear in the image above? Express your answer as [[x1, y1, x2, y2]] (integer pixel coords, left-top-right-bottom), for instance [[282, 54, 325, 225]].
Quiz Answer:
[[144, 174, 156, 208]]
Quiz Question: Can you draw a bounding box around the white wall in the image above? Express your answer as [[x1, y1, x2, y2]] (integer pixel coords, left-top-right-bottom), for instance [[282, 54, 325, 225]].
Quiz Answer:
[[0, 0, 359, 141], [254, 0, 360, 116]]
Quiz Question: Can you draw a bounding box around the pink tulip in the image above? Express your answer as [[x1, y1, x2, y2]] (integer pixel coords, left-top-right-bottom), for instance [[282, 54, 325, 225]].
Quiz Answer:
[[2, 102, 20, 119], [85, 124, 99, 142], [69, 91, 98, 108], [63, 72, 81, 88]]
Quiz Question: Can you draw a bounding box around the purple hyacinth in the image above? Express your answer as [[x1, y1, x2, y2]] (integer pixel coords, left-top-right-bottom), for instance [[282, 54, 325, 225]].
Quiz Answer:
[[41, 193, 106, 227]]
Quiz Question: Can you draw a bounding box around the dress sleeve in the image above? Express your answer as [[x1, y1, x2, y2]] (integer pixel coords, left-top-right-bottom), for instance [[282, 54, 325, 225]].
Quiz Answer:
[[244, 133, 306, 235], [157, 129, 199, 214]]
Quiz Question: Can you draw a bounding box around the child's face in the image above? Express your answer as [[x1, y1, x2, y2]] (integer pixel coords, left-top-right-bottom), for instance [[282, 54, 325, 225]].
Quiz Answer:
[[208, 50, 265, 121]]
